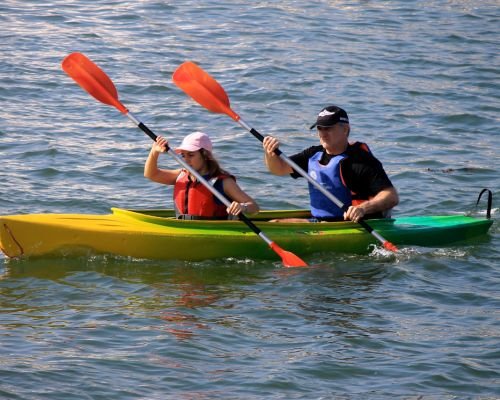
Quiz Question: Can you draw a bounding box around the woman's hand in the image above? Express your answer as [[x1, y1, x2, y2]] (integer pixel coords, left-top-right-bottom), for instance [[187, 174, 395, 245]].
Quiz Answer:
[[226, 201, 246, 216], [153, 136, 168, 153]]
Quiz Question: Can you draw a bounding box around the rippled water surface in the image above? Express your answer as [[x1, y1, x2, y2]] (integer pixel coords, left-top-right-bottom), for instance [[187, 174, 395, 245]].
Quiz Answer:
[[1, 1, 499, 398]]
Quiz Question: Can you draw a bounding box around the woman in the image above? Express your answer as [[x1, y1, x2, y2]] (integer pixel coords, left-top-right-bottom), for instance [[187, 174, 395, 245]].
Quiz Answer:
[[144, 131, 259, 219]]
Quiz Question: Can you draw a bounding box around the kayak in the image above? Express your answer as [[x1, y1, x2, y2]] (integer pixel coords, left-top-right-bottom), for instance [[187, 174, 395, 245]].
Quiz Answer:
[[0, 208, 493, 261]]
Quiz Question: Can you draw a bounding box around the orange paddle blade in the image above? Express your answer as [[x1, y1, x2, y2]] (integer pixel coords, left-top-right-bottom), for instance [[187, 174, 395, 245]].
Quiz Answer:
[[269, 242, 308, 268], [383, 241, 399, 252], [62, 52, 128, 114], [172, 62, 240, 121]]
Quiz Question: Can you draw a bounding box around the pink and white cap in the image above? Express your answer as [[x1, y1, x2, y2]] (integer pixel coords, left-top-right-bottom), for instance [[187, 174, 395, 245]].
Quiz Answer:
[[175, 131, 213, 153]]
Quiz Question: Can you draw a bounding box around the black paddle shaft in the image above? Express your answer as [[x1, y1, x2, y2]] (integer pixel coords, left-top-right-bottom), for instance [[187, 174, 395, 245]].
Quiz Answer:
[[249, 128, 282, 157]]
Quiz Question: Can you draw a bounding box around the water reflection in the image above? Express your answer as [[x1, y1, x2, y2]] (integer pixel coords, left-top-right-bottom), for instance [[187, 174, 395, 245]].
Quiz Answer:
[[0, 256, 272, 340]]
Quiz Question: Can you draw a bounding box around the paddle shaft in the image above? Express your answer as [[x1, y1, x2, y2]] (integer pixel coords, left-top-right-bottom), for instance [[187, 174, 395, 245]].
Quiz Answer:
[[126, 112, 275, 246], [62, 53, 307, 266], [171, 60, 396, 251], [237, 118, 392, 246]]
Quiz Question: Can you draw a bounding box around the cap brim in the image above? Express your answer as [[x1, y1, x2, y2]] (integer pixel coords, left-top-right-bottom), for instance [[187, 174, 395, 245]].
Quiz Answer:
[[174, 145, 201, 153], [310, 122, 340, 130]]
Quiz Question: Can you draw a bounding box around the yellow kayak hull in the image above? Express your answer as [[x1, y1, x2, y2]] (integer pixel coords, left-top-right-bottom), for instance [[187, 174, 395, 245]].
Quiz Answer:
[[0, 208, 493, 261]]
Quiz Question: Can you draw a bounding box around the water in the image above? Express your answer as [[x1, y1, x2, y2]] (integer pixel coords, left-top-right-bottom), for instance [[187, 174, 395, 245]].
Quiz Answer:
[[1, 0, 499, 398]]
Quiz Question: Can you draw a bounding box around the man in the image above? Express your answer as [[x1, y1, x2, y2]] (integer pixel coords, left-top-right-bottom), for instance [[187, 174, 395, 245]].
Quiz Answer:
[[262, 105, 399, 223]]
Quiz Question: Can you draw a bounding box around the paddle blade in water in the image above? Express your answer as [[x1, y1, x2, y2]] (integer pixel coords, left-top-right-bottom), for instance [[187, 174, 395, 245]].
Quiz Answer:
[[172, 61, 240, 121], [269, 242, 308, 268], [62, 52, 128, 114], [383, 241, 399, 252]]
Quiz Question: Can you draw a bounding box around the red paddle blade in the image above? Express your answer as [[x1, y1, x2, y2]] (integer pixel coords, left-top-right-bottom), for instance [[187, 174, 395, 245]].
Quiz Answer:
[[62, 52, 128, 114], [172, 61, 240, 121], [269, 242, 308, 268], [383, 241, 398, 252]]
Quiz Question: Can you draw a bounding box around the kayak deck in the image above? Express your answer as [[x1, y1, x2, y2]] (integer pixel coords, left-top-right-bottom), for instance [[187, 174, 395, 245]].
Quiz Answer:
[[0, 208, 493, 261]]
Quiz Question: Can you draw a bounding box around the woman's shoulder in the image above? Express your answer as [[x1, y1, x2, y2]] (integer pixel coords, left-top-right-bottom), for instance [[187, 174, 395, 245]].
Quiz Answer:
[[218, 172, 236, 181]]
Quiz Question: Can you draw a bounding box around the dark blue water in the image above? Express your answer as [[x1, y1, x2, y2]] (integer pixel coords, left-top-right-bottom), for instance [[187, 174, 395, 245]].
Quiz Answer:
[[1, 1, 499, 398]]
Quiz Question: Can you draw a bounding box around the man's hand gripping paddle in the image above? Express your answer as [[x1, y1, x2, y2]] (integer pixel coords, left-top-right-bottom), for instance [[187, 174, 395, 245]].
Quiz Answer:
[[172, 61, 398, 252]]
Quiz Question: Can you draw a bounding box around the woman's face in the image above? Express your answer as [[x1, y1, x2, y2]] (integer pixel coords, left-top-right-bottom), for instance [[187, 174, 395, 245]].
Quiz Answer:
[[179, 150, 207, 173]]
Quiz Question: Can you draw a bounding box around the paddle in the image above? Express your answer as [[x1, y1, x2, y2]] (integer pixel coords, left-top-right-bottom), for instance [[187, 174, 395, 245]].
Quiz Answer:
[[172, 61, 398, 252], [61, 52, 308, 267]]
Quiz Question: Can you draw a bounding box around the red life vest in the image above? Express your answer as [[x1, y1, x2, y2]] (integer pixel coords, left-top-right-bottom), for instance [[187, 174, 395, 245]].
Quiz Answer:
[[173, 170, 232, 219]]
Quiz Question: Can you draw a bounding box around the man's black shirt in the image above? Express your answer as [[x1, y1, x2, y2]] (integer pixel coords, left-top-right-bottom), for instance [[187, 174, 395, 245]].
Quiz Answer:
[[289, 142, 394, 200]]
